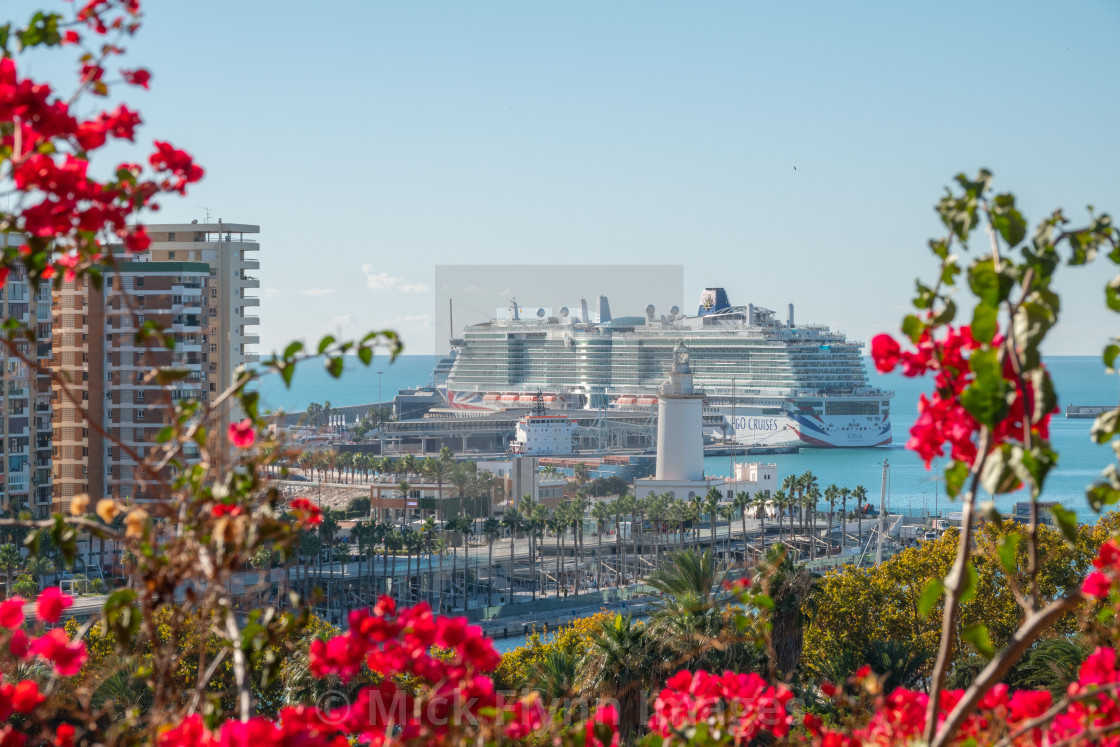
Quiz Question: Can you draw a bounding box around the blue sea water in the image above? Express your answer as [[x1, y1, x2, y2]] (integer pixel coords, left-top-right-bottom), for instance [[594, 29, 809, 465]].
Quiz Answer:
[[255, 355, 1120, 523], [254, 354, 440, 412]]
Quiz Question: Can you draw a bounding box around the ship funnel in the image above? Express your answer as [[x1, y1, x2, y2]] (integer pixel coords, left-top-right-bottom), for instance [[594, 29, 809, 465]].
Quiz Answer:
[[580, 297, 589, 324], [645, 304, 655, 322], [698, 288, 731, 316], [788, 303, 795, 327], [598, 295, 612, 323], [559, 306, 569, 318], [669, 305, 680, 320]]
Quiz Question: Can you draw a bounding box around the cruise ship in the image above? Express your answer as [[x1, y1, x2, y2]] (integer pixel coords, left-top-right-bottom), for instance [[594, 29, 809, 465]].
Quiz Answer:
[[443, 288, 892, 448]]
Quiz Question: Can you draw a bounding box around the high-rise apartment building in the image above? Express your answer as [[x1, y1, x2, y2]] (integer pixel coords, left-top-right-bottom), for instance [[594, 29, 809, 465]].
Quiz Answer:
[[145, 221, 261, 381], [53, 261, 211, 506], [49, 219, 259, 507], [0, 236, 53, 518]]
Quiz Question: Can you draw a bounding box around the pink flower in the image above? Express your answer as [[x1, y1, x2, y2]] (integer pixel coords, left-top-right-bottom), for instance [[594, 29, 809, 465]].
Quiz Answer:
[[1083, 571, 1112, 599], [227, 419, 255, 448], [0, 597, 25, 629], [871, 334, 901, 373], [29, 629, 87, 676], [36, 587, 72, 624]]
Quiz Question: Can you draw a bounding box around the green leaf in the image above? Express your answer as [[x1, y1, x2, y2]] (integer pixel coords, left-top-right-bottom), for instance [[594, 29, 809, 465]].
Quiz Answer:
[[945, 460, 970, 499], [104, 589, 140, 645], [326, 356, 344, 379], [968, 257, 1014, 307], [997, 532, 1020, 575], [1091, 408, 1120, 445], [932, 299, 957, 325], [358, 346, 373, 366], [962, 622, 995, 659], [1050, 505, 1079, 545], [752, 593, 774, 610], [961, 349, 1010, 427], [901, 315, 926, 343], [283, 341, 303, 360], [1088, 483, 1120, 512], [990, 193, 1027, 247], [960, 561, 979, 604], [1107, 275, 1120, 312], [1105, 344, 1120, 370], [317, 335, 335, 355], [971, 303, 998, 344], [919, 578, 944, 618]]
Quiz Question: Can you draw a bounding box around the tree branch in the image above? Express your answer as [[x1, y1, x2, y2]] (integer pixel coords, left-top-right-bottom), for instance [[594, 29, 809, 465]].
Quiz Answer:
[[933, 591, 1084, 747]]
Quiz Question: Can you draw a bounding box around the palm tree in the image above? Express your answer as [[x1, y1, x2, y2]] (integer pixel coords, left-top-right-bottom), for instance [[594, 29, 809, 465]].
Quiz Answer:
[[718, 504, 737, 568], [751, 491, 768, 557], [421, 516, 438, 607], [482, 516, 501, 607], [852, 484, 869, 556], [548, 508, 566, 599], [528, 649, 581, 703], [528, 500, 548, 600], [573, 492, 590, 590], [501, 506, 521, 605], [733, 490, 750, 561], [688, 492, 703, 550], [0, 544, 22, 597], [423, 457, 453, 521], [590, 501, 612, 590], [840, 487, 852, 550], [824, 484, 839, 554], [433, 536, 449, 612], [449, 463, 473, 517], [703, 487, 721, 561], [772, 489, 789, 546], [580, 614, 648, 741], [395, 480, 412, 528], [572, 462, 591, 487], [337, 451, 353, 484], [454, 514, 474, 609]]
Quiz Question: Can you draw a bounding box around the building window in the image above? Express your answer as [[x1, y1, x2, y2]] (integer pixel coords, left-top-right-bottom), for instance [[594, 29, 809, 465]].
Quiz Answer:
[[136, 410, 145, 421], [168, 251, 176, 259], [168, 232, 176, 241], [136, 277, 144, 288]]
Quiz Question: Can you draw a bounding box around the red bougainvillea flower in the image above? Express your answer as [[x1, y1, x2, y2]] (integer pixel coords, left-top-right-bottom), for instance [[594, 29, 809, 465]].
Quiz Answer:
[[227, 419, 255, 448], [649, 669, 793, 744], [0, 597, 25, 629], [121, 68, 151, 88], [211, 504, 243, 518], [29, 628, 87, 676], [35, 587, 72, 624], [870, 326, 1056, 469], [289, 497, 322, 527], [1083, 571, 1112, 599], [8, 630, 30, 659], [54, 724, 76, 747], [871, 333, 901, 373]]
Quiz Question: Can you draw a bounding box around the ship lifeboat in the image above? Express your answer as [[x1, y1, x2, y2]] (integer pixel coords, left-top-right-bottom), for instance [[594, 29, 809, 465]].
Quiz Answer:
[[518, 394, 536, 402], [482, 394, 500, 402], [500, 393, 519, 403], [616, 396, 637, 405], [636, 396, 657, 405]]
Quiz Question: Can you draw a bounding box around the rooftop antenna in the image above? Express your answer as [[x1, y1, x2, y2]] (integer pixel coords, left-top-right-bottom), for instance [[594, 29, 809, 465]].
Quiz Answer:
[[449, 299, 454, 344], [196, 205, 212, 223]]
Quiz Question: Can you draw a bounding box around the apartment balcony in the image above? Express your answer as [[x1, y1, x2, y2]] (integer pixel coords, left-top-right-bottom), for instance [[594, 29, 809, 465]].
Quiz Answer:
[[240, 296, 259, 307], [240, 333, 260, 345], [240, 259, 260, 271], [238, 275, 260, 289], [243, 353, 260, 364], [239, 315, 260, 326]]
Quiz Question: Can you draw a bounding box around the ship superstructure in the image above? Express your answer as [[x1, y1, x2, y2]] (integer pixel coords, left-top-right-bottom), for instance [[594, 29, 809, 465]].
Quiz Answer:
[[444, 288, 892, 448]]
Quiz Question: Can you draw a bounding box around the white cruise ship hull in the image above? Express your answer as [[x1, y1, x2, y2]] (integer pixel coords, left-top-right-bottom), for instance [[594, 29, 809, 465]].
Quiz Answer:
[[716, 408, 892, 448]]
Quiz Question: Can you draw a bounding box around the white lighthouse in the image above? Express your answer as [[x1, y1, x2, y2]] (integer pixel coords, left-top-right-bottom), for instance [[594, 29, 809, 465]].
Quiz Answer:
[[635, 341, 781, 505], [655, 343, 705, 481]]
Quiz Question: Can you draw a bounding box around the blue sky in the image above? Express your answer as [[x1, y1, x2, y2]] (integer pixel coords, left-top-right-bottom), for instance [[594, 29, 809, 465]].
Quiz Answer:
[[7, 1, 1120, 355]]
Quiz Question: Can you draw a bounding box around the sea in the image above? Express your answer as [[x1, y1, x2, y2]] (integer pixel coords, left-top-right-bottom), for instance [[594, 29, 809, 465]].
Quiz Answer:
[[254, 355, 1120, 524]]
